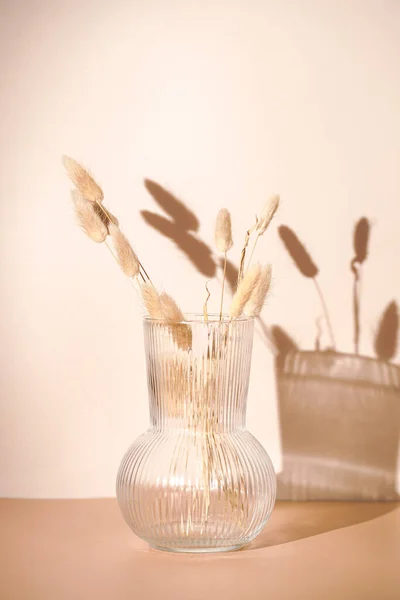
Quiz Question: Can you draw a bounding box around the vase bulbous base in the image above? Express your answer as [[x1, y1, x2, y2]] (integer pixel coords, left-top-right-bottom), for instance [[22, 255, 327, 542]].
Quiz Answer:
[[117, 430, 276, 552], [138, 519, 262, 553]]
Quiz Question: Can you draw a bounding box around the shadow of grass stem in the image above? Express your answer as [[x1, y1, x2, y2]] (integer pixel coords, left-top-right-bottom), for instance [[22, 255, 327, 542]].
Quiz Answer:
[[351, 259, 361, 354], [313, 277, 336, 349]]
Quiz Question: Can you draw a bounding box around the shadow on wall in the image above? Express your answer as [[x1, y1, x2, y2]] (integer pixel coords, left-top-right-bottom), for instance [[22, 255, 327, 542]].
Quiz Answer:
[[141, 179, 239, 292], [142, 180, 216, 278], [274, 223, 400, 500], [141, 182, 400, 500]]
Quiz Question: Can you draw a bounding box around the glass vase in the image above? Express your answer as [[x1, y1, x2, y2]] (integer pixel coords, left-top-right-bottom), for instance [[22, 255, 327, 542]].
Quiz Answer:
[[116, 315, 276, 552]]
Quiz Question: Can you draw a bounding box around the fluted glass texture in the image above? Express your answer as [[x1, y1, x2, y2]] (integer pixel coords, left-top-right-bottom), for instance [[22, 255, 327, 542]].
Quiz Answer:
[[117, 316, 276, 552]]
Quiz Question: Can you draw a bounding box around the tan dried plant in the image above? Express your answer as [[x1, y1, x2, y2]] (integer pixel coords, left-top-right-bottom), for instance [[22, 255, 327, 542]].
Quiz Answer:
[[141, 283, 163, 318], [244, 264, 272, 317], [229, 263, 262, 318], [237, 216, 258, 284], [160, 292, 185, 321], [141, 286, 184, 321], [72, 191, 108, 243], [65, 153, 280, 356], [257, 195, 280, 235], [246, 195, 280, 271], [215, 208, 233, 253], [63, 155, 153, 286], [215, 209, 233, 320], [63, 156, 104, 203], [141, 285, 191, 349], [109, 223, 140, 278]]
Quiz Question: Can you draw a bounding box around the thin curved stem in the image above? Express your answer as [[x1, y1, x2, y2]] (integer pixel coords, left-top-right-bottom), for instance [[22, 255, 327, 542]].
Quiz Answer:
[[313, 277, 336, 349], [203, 281, 211, 322], [237, 217, 258, 285], [246, 232, 260, 273], [353, 276, 360, 354]]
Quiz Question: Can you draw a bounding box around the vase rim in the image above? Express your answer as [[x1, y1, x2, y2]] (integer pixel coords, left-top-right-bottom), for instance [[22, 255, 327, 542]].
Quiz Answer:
[[143, 313, 254, 325]]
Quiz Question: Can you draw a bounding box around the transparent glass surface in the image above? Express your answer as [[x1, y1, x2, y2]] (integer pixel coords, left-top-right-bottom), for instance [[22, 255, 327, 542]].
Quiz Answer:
[[116, 315, 276, 552]]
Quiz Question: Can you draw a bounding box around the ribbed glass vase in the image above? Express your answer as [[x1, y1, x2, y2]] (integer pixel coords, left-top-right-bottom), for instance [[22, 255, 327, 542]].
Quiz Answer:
[[116, 315, 276, 552]]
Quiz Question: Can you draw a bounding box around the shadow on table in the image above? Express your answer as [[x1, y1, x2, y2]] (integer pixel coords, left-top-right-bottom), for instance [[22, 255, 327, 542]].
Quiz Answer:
[[242, 502, 399, 551]]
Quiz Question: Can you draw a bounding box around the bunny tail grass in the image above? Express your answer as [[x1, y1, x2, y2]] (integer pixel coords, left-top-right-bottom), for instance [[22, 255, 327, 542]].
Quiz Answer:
[[160, 292, 185, 321], [141, 283, 163, 318], [215, 209, 233, 320], [109, 223, 140, 278], [246, 195, 280, 271], [142, 287, 191, 350], [256, 195, 280, 235], [72, 191, 108, 243], [229, 263, 262, 318], [215, 209, 233, 253], [237, 216, 258, 284], [161, 293, 192, 349], [63, 156, 104, 203], [244, 264, 272, 317]]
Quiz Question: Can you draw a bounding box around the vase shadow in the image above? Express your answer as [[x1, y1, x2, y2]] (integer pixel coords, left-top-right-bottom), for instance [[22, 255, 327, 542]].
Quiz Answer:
[[274, 348, 400, 501], [242, 501, 399, 551]]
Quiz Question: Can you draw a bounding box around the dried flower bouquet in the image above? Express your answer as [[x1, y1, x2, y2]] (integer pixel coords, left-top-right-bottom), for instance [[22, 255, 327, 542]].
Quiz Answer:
[[63, 156, 278, 330], [63, 156, 279, 550]]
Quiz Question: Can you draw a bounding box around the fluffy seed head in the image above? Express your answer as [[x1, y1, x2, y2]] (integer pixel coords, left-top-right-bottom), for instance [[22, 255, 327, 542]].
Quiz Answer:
[[160, 292, 185, 322], [142, 287, 191, 349], [257, 195, 280, 235], [72, 191, 107, 243], [215, 208, 233, 253], [244, 264, 272, 317], [141, 283, 163, 318], [170, 323, 192, 350], [161, 292, 191, 349], [63, 155, 104, 203], [229, 263, 262, 318], [109, 223, 140, 278]]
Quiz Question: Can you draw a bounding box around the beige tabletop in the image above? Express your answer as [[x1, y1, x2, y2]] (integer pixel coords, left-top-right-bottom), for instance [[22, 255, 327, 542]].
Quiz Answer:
[[1, 499, 399, 600]]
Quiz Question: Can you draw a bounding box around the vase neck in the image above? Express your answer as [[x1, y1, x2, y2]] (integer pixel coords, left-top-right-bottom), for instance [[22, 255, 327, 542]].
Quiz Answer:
[[144, 318, 254, 432]]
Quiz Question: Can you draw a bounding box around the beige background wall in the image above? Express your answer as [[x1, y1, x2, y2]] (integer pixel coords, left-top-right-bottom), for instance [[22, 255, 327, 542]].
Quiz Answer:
[[0, 0, 399, 497]]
